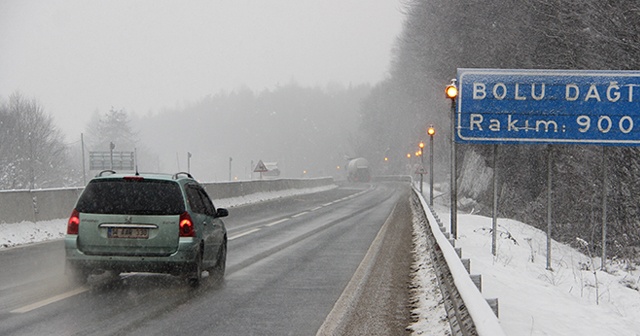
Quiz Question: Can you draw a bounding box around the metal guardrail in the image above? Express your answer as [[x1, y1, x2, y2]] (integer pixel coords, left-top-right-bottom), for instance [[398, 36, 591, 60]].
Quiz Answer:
[[411, 188, 505, 336]]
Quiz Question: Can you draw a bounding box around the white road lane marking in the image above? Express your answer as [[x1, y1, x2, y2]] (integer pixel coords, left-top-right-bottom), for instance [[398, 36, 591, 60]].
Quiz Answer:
[[291, 211, 309, 218], [11, 286, 89, 314], [226, 191, 367, 241], [229, 228, 262, 240], [265, 218, 289, 227], [9, 191, 365, 315]]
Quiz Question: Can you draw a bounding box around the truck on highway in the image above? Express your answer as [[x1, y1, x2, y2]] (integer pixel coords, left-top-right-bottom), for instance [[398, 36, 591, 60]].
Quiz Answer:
[[346, 157, 371, 182]]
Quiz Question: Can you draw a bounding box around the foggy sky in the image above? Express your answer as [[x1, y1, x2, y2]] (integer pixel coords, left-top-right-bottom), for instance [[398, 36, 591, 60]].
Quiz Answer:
[[0, 0, 404, 139]]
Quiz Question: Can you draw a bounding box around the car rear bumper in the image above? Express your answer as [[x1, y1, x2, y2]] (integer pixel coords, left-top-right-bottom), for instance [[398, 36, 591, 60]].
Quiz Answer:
[[65, 235, 199, 275]]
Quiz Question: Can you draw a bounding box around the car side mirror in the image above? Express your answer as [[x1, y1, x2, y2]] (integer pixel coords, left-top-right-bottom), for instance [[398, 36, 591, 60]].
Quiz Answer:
[[216, 208, 229, 218]]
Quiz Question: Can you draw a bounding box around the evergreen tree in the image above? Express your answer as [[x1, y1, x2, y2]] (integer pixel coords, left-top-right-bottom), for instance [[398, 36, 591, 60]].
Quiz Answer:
[[86, 107, 138, 152]]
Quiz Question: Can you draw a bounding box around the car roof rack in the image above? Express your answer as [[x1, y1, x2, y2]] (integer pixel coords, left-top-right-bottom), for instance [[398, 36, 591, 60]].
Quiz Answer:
[[172, 172, 194, 180], [97, 170, 117, 177]]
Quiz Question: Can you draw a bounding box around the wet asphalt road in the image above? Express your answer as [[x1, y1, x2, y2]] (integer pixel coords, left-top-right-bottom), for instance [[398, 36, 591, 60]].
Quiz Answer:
[[0, 182, 410, 336]]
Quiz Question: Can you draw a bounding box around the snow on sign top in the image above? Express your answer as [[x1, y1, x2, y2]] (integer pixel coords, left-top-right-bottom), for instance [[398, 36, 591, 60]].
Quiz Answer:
[[254, 160, 269, 173], [456, 68, 640, 146]]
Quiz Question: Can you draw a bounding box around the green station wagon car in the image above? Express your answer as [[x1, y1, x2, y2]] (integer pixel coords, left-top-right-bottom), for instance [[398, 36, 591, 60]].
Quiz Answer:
[[65, 171, 228, 287]]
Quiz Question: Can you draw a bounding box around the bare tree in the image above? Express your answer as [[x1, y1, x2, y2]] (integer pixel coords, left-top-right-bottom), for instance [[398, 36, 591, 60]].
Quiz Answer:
[[358, 0, 640, 260], [0, 92, 71, 189]]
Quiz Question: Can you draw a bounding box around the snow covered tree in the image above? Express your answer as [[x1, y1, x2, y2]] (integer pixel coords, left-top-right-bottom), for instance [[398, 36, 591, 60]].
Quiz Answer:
[[86, 107, 138, 152], [358, 0, 640, 260], [0, 92, 71, 189]]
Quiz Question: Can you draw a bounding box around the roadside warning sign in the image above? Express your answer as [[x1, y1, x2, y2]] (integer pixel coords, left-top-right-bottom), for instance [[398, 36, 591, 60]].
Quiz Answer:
[[254, 160, 269, 173]]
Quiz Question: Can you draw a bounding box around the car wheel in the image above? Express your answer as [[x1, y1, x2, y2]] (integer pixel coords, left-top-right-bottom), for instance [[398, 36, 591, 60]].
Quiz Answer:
[[187, 251, 203, 287], [209, 242, 226, 285]]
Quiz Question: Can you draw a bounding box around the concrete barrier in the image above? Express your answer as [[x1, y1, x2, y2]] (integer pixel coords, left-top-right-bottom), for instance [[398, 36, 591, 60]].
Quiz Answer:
[[203, 178, 333, 201], [31, 188, 84, 222], [0, 178, 334, 224], [0, 190, 34, 224]]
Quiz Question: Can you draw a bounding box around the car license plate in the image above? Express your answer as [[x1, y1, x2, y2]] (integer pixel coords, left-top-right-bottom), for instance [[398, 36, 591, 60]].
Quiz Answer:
[[108, 227, 149, 239]]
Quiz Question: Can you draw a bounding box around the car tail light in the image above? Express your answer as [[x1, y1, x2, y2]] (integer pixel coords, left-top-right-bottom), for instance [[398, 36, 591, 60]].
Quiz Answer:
[[67, 209, 80, 234], [179, 212, 195, 237], [123, 176, 144, 181]]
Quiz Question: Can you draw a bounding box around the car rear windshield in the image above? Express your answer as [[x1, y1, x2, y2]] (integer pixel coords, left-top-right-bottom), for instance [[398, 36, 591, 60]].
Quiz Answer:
[[76, 178, 185, 215]]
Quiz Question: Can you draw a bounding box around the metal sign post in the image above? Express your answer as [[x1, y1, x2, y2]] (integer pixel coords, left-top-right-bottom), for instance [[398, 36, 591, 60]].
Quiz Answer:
[[491, 144, 498, 256], [601, 146, 608, 270], [254, 160, 269, 180], [546, 145, 553, 271]]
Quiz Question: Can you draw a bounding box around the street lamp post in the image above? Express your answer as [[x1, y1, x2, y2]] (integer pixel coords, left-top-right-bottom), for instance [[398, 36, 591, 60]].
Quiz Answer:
[[419, 142, 425, 194], [109, 142, 115, 170], [428, 126, 435, 206], [445, 79, 458, 239], [81, 133, 86, 185]]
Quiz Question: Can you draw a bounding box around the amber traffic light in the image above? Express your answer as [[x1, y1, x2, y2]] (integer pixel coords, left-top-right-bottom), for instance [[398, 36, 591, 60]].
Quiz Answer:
[[445, 82, 458, 99]]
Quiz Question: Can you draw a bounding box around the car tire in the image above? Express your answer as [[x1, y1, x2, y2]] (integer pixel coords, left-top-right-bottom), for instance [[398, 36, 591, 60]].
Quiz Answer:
[[209, 242, 226, 285], [187, 251, 203, 288]]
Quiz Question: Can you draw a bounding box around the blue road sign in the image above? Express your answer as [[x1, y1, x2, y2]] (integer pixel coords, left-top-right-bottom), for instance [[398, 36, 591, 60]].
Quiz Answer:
[[456, 68, 640, 145]]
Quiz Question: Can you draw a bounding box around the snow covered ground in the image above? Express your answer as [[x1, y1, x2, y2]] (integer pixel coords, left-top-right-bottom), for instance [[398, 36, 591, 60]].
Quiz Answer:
[[428, 203, 640, 335], [3, 184, 640, 335]]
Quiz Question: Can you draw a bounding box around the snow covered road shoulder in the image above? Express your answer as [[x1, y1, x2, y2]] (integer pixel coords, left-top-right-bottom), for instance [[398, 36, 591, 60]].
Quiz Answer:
[[0, 219, 66, 248]]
